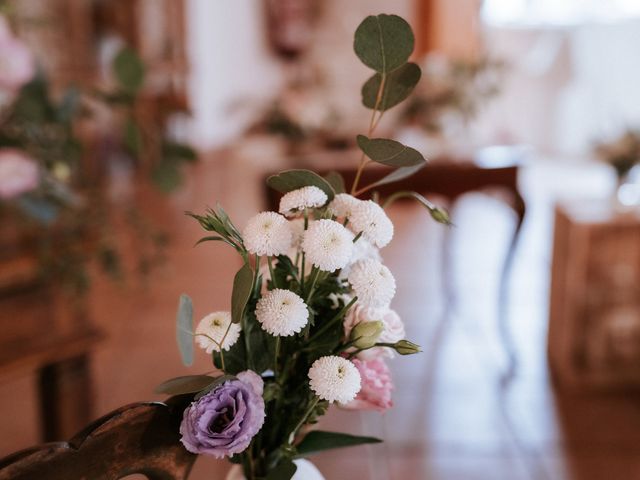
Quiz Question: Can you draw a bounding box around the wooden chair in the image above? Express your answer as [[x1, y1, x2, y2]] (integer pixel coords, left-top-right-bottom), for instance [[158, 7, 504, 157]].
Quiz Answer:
[[0, 396, 196, 480]]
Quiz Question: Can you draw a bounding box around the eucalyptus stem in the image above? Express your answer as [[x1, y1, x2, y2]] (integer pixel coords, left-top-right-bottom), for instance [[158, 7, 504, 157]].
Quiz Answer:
[[253, 255, 261, 290], [288, 396, 320, 445], [351, 74, 387, 195]]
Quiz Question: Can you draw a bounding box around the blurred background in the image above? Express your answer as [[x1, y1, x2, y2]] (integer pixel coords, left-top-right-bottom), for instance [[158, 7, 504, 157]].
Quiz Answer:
[[1, 1, 640, 479]]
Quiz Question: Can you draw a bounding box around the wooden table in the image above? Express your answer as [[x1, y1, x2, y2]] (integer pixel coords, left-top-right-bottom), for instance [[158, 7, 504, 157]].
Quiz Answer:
[[266, 146, 527, 377], [0, 257, 101, 442], [549, 199, 640, 390]]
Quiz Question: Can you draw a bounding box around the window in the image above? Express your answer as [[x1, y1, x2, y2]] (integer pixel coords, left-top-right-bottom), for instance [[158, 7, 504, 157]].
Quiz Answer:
[[482, 0, 640, 26]]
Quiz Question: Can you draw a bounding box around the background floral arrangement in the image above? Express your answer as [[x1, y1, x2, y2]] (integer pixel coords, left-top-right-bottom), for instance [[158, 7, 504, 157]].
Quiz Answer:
[[0, 13, 195, 293], [156, 13, 449, 480], [594, 129, 640, 182]]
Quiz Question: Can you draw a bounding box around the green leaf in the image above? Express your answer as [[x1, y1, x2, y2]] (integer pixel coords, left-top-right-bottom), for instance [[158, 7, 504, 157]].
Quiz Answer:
[[151, 160, 182, 193], [267, 169, 335, 203], [194, 375, 236, 400], [296, 431, 382, 457], [323, 171, 346, 194], [231, 263, 254, 324], [154, 375, 217, 395], [113, 47, 145, 93], [176, 294, 194, 366], [163, 141, 197, 163], [266, 459, 297, 480], [357, 135, 426, 167], [362, 62, 421, 111], [366, 164, 424, 190], [124, 117, 142, 156], [354, 14, 414, 74]]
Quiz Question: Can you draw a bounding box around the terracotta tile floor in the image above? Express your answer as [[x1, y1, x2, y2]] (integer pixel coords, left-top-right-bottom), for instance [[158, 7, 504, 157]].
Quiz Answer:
[[2, 154, 640, 479]]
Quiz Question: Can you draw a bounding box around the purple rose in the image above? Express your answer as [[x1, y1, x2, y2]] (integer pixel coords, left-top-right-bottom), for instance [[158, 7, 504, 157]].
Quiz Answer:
[[179, 370, 265, 458]]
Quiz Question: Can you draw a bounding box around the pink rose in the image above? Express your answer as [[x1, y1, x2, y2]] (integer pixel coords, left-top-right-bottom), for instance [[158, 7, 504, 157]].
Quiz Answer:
[[0, 30, 35, 91], [0, 149, 39, 199], [341, 358, 393, 412], [344, 305, 406, 359]]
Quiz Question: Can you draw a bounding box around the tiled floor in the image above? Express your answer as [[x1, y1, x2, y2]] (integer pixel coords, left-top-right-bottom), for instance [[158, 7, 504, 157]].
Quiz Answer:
[[1, 153, 640, 479]]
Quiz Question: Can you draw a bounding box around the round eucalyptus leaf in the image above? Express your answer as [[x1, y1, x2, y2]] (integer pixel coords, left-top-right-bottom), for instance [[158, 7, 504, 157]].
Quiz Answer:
[[266, 169, 335, 202], [113, 47, 145, 93], [354, 14, 414, 74], [362, 62, 421, 111], [357, 135, 426, 167]]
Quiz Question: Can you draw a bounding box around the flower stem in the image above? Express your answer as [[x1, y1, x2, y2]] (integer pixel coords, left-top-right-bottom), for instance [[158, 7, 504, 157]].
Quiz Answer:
[[288, 396, 320, 445], [307, 296, 358, 343], [274, 336, 281, 377], [305, 266, 321, 303], [268, 255, 278, 289]]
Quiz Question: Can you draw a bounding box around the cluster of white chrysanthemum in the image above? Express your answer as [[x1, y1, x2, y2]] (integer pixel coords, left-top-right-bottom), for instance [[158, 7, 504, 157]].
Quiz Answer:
[[223, 187, 405, 404]]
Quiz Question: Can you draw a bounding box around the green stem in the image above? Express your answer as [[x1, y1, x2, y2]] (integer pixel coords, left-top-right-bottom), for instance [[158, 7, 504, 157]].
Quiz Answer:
[[307, 296, 358, 343], [288, 397, 320, 445], [305, 266, 321, 303], [253, 255, 261, 291], [274, 336, 281, 377], [268, 256, 278, 289]]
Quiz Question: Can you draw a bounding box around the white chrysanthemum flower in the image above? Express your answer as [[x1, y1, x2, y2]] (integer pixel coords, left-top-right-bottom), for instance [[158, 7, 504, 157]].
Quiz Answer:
[[279, 186, 328, 216], [255, 289, 309, 336], [328, 193, 360, 219], [341, 237, 381, 278], [308, 356, 361, 403], [301, 219, 354, 272], [349, 200, 394, 248], [347, 259, 396, 308], [195, 312, 241, 353], [243, 211, 292, 256]]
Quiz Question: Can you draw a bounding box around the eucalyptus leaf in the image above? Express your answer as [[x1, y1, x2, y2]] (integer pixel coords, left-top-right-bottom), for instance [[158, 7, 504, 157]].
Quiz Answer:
[[176, 294, 194, 366], [154, 375, 216, 395], [124, 117, 142, 156], [362, 164, 425, 190], [266, 459, 297, 480], [296, 431, 382, 457], [323, 171, 346, 194], [113, 47, 145, 93], [231, 263, 254, 324], [362, 62, 421, 111], [354, 14, 414, 74], [266, 169, 335, 202], [357, 135, 425, 167], [194, 375, 236, 400]]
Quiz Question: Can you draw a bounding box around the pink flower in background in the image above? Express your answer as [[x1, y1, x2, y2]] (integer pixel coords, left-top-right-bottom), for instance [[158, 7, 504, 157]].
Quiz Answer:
[[0, 25, 35, 91], [0, 149, 39, 199], [342, 358, 393, 412]]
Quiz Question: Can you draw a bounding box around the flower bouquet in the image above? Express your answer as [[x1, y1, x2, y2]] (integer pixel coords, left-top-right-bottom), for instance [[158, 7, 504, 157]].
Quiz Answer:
[[156, 13, 449, 480]]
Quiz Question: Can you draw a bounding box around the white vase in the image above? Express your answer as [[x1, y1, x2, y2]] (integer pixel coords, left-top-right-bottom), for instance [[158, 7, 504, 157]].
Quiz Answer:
[[225, 459, 324, 480]]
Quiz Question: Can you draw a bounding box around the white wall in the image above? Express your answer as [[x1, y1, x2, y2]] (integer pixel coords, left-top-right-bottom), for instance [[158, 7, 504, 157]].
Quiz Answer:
[[186, 0, 283, 149]]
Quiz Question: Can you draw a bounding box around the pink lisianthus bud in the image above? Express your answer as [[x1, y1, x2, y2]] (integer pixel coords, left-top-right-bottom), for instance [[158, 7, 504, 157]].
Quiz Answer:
[[0, 149, 39, 199], [341, 358, 393, 412]]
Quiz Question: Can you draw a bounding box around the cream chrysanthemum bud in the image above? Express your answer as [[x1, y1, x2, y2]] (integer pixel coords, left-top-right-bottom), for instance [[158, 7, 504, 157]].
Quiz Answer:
[[328, 193, 360, 219], [301, 219, 354, 272], [349, 200, 394, 248], [195, 312, 241, 353], [308, 356, 361, 403], [347, 259, 396, 308], [255, 289, 309, 336], [243, 211, 292, 256], [278, 186, 328, 216]]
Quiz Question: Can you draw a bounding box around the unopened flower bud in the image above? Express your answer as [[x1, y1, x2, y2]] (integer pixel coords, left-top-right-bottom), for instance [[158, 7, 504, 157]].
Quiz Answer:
[[393, 339, 421, 355], [430, 207, 451, 225], [350, 321, 384, 349]]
